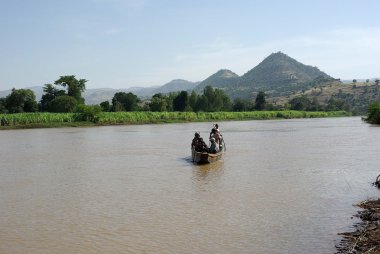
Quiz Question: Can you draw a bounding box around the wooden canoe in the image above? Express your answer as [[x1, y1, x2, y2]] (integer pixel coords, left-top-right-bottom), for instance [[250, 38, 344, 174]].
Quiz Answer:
[[191, 146, 223, 164]]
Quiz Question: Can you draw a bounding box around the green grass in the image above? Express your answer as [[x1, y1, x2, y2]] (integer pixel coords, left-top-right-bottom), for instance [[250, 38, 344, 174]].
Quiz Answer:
[[0, 110, 351, 129]]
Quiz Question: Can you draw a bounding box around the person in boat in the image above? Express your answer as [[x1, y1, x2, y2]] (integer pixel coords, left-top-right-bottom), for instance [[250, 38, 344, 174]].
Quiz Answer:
[[197, 138, 208, 152], [191, 132, 200, 147], [208, 137, 219, 154], [192, 133, 208, 153], [210, 124, 223, 149], [214, 123, 220, 133]]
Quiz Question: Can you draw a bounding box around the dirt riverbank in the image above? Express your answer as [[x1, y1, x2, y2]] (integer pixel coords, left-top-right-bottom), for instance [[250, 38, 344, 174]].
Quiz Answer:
[[336, 176, 380, 253]]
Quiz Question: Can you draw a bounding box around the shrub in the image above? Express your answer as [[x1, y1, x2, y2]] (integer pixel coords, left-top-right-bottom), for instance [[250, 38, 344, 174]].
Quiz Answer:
[[48, 96, 78, 112], [75, 104, 102, 122], [364, 102, 380, 124]]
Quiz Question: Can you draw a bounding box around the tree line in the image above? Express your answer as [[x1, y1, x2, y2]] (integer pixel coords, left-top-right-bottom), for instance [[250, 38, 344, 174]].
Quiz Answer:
[[0, 75, 358, 115], [0, 75, 271, 114]]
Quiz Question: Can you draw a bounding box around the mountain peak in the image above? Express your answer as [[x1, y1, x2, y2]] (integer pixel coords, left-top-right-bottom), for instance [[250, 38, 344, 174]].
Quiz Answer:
[[259, 51, 300, 66], [268, 51, 287, 58], [167, 79, 190, 83], [239, 51, 332, 91], [214, 69, 239, 78], [194, 69, 240, 91]]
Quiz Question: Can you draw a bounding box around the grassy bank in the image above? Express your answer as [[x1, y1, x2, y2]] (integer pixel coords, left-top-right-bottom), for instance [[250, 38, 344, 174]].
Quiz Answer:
[[0, 110, 351, 129]]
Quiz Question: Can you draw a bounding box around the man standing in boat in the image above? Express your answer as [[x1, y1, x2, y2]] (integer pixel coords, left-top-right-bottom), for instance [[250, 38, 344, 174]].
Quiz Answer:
[[209, 123, 223, 149]]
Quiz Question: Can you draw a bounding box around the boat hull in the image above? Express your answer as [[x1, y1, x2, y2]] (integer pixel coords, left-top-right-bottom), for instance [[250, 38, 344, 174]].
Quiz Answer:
[[191, 147, 223, 164]]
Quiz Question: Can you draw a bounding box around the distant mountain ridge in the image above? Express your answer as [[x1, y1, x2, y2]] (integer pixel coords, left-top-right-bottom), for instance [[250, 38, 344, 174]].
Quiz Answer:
[[192, 52, 334, 99], [0, 80, 200, 105], [0, 52, 343, 103], [152, 79, 200, 94]]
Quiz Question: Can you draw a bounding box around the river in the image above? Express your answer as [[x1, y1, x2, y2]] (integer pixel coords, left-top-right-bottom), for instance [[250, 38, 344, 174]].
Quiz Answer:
[[0, 117, 379, 253]]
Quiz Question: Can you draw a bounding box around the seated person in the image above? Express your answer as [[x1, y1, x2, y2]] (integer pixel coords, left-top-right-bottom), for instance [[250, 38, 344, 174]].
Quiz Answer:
[[197, 138, 209, 153], [208, 138, 219, 154], [191, 132, 200, 147]]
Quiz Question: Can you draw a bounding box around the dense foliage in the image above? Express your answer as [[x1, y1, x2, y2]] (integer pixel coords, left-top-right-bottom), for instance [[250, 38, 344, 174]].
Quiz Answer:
[[47, 95, 78, 113], [39, 76, 87, 112], [54, 75, 87, 104], [0, 88, 38, 113], [254, 91, 266, 110], [364, 102, 380, 124], [111, 92, 139, 111], [146, 86, 232, 112], [75, 104, 102, 122], [40, 84, 66, 111]]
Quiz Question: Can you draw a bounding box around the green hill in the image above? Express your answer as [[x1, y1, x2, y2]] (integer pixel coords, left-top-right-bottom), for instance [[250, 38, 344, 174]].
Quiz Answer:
[[228, 52, 334, 99], [192, 52, 336, 99], [194, 69, 240, 92]]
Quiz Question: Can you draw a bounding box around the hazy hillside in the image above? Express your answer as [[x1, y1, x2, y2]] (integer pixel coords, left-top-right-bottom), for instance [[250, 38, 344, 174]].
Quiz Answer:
[[152, 79, 200, 94], [84, 88, 129, 105], [0, 86, 44, 101], [194, 69, 240, 91]]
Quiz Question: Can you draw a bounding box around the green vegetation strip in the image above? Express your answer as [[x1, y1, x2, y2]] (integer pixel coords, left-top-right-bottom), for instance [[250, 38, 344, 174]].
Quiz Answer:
[[0, 111, 350, 128]]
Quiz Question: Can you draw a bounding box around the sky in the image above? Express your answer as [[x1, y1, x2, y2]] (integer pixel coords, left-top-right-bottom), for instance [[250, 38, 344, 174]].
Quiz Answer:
[[0, 0, 379, 90]]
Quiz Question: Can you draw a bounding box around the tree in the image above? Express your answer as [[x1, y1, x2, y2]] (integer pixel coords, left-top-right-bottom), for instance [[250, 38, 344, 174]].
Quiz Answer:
[[289, 96, 311, 111], [111, 92, 139, 111], [194, 95, 208, 112], [173, 91, 189, 111], [308, 97, 322, 111], [188, 91, 198, 111], [54, 75, 87, 104], [202, 86, 232, 112], [165, 93, 176, 112], [233, 98, 253, 112], [254, 91, 266, 110], [214, 88, 232, 111], [5, 88, 38, 113], [40, 84, 66, 111], [75, 104, 102, 122], [149, 94, 167, 112], [353, 79, 357, 84], [0, 97, 7, 113], [48, 95, 78, 112], [100, 101, 111, 112], [375, 79, 380, 86], [325, 98, 349, 111], [364, 102, 380, 124]]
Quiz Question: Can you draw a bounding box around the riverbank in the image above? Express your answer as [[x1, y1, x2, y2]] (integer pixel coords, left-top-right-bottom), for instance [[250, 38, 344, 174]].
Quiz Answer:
[[0, 110, 350, 129], [336, 177, 380, 253]]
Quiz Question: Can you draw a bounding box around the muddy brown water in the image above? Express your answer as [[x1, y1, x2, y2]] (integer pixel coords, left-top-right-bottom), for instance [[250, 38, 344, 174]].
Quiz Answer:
[[1, 117, 379, 253]]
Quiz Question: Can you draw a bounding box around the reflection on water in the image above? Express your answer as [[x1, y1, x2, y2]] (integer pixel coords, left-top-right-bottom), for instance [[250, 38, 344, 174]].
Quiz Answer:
[[193, 160, 224, 179], [0, 117, 379, 254]]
